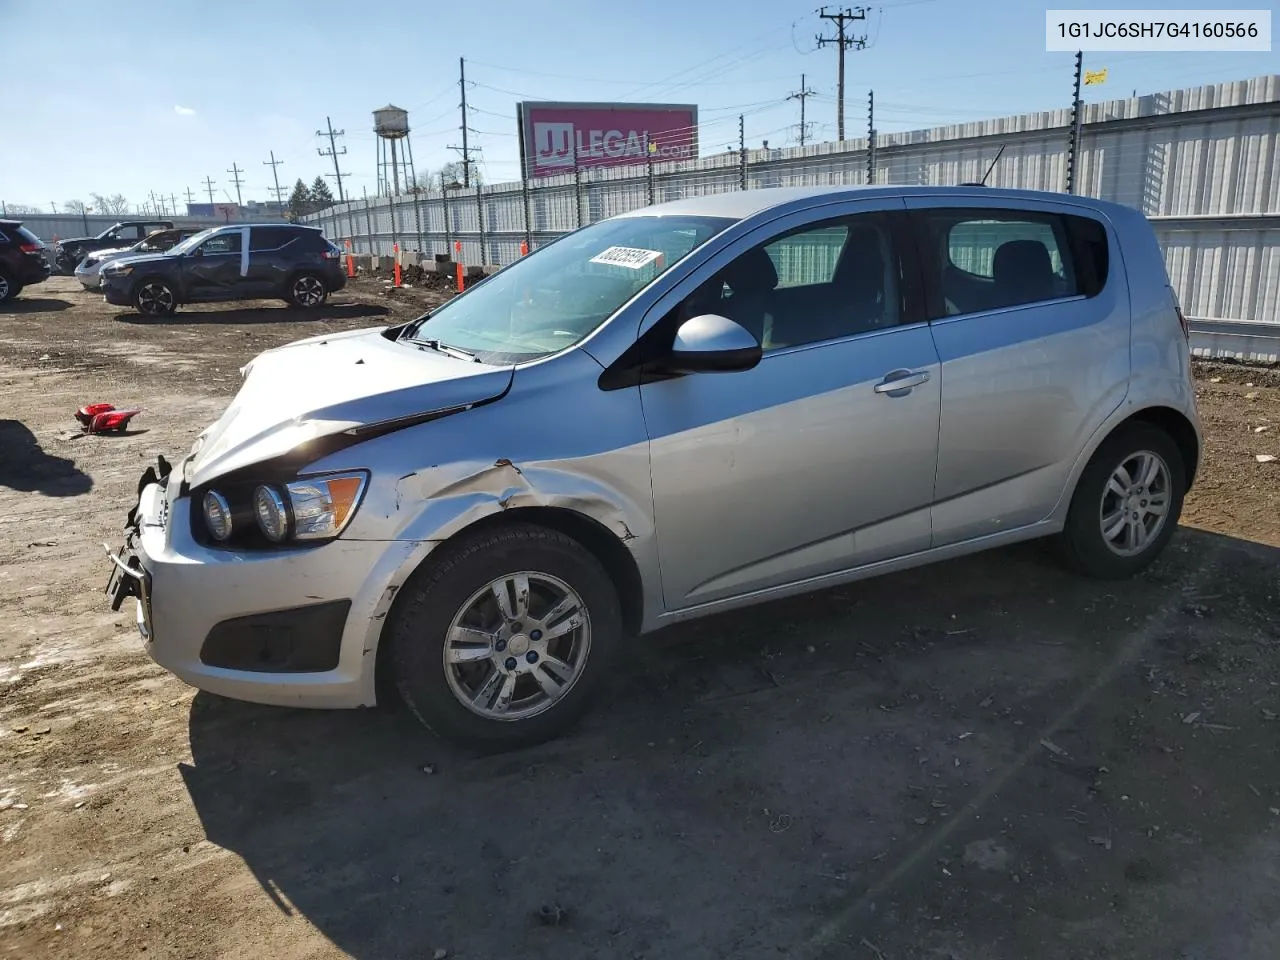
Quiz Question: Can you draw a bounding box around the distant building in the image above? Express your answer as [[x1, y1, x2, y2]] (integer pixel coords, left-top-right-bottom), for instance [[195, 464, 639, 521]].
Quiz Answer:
[[184, 200, 285, 220]]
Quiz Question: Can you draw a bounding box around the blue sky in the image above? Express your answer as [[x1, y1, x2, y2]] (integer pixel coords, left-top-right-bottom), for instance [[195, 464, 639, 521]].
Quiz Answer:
[[2, 0, 1274, 211]]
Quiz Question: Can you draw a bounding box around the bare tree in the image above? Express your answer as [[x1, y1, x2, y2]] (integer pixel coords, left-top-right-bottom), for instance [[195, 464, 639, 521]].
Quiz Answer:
[[64, 199, 89, 215], [89, 193, 131, 215], [2, 202, 40, 215]]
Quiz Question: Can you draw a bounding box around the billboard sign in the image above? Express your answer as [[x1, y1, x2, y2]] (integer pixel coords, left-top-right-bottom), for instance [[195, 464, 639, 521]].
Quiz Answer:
[[185, 202, 241, 220], [517, 101, 698, 178]]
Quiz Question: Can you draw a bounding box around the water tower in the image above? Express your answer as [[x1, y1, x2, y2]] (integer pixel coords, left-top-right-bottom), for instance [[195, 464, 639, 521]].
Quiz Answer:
[[374, 104, 417, 196]]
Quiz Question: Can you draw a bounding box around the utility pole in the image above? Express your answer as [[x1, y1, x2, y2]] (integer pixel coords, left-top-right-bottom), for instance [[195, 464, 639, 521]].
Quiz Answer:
[[202, 176, 216, 204], [184, 187, 196, 210], [317, 116, 348, 202], [226, 163, 245, 207], [816, 6, 868, 142], [787, 73, 817, 147], [1066, 51, 1084, 194], [263, 150, 286, 212], [168, 193, 179, 217], [867, 89, 876, 184], [149, 191, 161, 216], [448, 57, 475, 188]]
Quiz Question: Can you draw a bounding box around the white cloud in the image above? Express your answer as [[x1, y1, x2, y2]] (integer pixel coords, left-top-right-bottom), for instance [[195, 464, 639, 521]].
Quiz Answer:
[[174, 105, 196, 116]]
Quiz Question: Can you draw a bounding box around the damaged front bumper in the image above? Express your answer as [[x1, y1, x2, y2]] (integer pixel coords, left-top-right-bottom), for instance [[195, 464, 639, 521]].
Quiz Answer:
[[104, 455, 424, 709]]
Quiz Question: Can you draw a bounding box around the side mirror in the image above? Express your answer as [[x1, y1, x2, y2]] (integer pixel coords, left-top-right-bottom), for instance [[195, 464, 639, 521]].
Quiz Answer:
[[664, 314, 762, 374]]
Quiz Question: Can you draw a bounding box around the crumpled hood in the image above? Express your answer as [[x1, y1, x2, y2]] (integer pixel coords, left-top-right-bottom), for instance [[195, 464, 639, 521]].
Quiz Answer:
[[103, 252, 175, 271], [186, 326, 513, 487]]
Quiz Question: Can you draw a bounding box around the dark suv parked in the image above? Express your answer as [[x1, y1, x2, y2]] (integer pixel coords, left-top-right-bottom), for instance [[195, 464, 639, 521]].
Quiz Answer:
[[0, 220, 52, 303], [53, 220, 174, 273], [101, 224, 347, 317]]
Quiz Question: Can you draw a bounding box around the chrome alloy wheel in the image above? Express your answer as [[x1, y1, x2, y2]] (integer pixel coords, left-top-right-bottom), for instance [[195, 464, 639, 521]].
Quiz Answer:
[[292, 275, 325, 306], [442, 572, 592, 721], [136, 281, 174, 315], [1099, 450, 1171, 557]]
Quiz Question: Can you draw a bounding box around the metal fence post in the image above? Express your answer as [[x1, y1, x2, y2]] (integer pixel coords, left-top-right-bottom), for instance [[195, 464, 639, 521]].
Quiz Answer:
[[389, 192, 399, 256], [476, 184, 486, 266], [574, 165, 583, 228], [647, 153, 656, 205], [738, 114, 747, 190], [361, 187, 374, 254], [442, 181, 453, 258], [521, 174, 533, 253], [411, 188, 424, 258]]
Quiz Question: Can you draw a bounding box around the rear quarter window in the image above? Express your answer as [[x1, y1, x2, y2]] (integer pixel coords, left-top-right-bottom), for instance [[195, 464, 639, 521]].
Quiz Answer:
[[250, 227, 297, 251], [918, 208, 1110, 317]]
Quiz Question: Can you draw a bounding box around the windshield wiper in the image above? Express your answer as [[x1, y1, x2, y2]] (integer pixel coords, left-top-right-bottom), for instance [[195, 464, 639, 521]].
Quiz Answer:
[[412, 338, 479, 362]]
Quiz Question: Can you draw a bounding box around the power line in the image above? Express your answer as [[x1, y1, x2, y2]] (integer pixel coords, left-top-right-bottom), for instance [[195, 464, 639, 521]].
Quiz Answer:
[[226, 163, 245, 207], [264, 150, 286, 209], [815, 6, 869, 142], [787, 73, 818, 147], [317, 116, 349, 202], [201, 176, 216, 204]]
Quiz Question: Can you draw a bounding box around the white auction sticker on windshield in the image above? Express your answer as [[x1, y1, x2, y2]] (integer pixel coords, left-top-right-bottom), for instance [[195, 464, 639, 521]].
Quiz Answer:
[[590, 246, 665, 270]]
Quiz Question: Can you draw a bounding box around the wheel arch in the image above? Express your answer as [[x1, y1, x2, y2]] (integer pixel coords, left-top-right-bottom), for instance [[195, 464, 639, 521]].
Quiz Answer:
[[373, 506, 645, 701], [1125, 406, 1199, 489], [1051, 403, 1201, 527], [285, 268, 325, 292]]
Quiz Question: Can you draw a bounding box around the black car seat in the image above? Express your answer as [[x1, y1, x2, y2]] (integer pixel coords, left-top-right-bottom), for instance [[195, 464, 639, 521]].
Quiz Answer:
[[992, 239, 1056, 307], [831, 226, 891, 333], [716, 246, 777, 344]]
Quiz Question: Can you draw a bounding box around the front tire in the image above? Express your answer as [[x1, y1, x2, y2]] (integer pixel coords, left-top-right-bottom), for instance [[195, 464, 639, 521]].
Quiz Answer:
[[288, 273, 328, 308], [1058, 422, 1186, 579], [133, 279, 177, 317], [389, 524, 622, 751]]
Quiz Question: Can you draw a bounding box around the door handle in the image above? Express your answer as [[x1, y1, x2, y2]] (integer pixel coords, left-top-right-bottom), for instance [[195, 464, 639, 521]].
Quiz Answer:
[[874, 369, 931, 394]]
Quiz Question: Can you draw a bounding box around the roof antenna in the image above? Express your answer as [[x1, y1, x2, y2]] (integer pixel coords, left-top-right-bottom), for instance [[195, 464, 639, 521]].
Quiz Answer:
[[960, 144, 1007, 187], [980, 143, 1006, 185]]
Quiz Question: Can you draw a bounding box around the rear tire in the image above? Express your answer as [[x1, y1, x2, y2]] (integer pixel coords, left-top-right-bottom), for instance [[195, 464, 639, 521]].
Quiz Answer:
[[0, 270, 18, 303], [133, 279, 177, 317], [287, 273, 328, 308], [389, 523, 622, 752], [1058, 422, 1185, 579]]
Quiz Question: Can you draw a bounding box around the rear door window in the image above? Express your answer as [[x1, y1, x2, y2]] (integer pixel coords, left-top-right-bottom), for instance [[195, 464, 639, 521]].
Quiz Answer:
[[915, 209, 1107, 317]]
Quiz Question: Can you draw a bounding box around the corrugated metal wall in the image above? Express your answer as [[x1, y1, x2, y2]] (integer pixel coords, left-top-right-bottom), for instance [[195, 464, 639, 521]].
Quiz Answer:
[[307, 74, 1280, 345]]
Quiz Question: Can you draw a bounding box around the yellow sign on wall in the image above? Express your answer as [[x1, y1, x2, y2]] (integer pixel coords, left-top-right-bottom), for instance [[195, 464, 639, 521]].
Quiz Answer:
[[1084, 68, 1109, 85]]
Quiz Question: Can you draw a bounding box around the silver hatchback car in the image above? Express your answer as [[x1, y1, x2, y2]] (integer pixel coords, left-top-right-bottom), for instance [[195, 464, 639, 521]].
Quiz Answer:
[[105, 186, 1200, 749]]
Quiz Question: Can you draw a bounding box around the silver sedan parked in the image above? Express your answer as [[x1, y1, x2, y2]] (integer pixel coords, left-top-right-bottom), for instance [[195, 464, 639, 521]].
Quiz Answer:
[[105, 185, 1200, 750]]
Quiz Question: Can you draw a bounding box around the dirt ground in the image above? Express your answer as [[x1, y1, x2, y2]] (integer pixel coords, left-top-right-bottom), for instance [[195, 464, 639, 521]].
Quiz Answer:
[[1, 276, 1278, 960]]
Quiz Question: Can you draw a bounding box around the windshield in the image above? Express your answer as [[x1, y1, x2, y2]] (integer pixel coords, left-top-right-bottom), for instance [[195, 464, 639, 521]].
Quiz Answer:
[[403, 214, 734, 363], [166, 228, 216, 256]]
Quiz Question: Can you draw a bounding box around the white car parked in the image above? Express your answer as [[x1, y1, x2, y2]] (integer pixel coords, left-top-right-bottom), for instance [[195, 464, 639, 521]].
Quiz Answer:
[[75, 228, 195, 290]]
